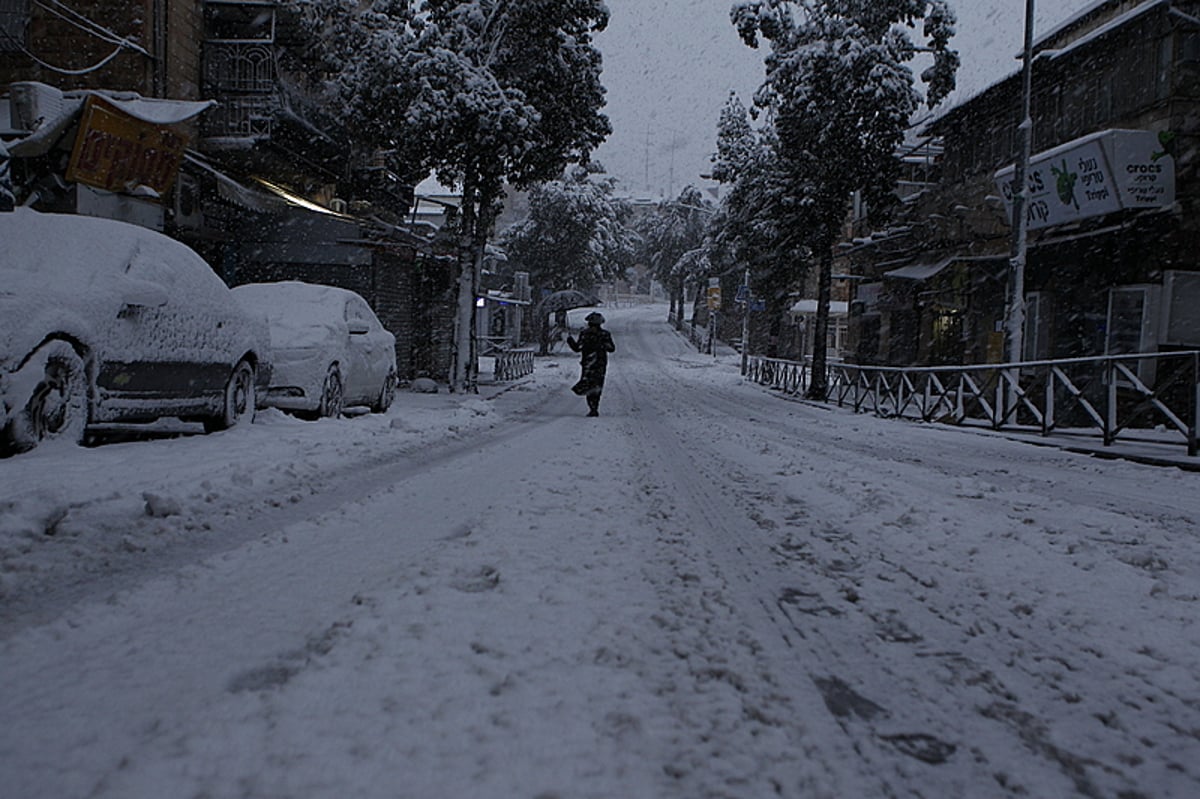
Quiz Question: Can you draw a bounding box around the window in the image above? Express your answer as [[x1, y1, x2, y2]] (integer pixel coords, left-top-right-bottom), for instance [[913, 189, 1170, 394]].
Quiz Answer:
[[0, 0, 29, 53], [1023, 292, 1053, 361], [1106, 285, 1161, 384], [1161, 271, 1200, 347], [346, 297, 370, 323], [1156, 35, 1173, 101]]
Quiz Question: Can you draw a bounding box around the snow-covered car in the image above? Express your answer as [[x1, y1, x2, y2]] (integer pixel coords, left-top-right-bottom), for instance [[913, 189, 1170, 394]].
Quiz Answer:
[[0, 209, 271, 454], [231, 281, 397, 418]]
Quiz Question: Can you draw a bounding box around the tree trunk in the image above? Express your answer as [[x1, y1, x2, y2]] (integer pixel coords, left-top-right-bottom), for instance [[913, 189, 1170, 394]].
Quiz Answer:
[[468, 190, 499, 392], [451, 178, 478, 394], [806, 241, 833, 400]]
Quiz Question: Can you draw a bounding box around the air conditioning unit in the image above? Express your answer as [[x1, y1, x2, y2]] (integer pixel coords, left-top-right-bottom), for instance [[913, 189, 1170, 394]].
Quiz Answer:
[[8, 81, 69, 132]]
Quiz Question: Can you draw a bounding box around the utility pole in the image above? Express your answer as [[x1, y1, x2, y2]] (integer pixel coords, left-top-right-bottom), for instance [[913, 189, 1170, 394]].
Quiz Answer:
[[740, 268, 751, 375], [1005, 0, 1036, 365]]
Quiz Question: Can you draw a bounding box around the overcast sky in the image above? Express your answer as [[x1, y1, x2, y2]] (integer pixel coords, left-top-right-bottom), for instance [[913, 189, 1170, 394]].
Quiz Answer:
[[593, 0, 1101, 200]]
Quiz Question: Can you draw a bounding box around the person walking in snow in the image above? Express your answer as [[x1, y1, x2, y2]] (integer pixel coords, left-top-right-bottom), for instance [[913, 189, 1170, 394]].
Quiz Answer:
[[567, 311, 615, 417]]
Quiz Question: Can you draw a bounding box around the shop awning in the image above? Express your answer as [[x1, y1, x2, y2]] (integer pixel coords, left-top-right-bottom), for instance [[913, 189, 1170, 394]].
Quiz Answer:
[[884, 257, 955, 280], [6, 82, 214, 158], [790, 300, 849, 315], [182, 153, 288, 214]]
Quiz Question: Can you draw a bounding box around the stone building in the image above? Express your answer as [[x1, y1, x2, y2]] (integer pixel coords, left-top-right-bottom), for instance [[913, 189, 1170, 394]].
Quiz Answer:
[[841, 0, 1200, 368], [0, 0, 458, 381]]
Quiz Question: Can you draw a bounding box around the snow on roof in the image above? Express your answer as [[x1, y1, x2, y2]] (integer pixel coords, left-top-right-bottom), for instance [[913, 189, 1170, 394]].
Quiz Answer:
[[1045, 0, 1167, 63], [183, 154, 288, 214], [922, 0, 1166, 134], [5, 82, 215, 157], [884, 258, 955, 281], [415, 175, 460, 200], [101, 95, 216, 126], [1032, 0, 1151, 51]]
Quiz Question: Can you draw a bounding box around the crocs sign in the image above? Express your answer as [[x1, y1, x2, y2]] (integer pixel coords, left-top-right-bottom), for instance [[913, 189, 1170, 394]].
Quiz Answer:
[[994, 129, 1174, 230]]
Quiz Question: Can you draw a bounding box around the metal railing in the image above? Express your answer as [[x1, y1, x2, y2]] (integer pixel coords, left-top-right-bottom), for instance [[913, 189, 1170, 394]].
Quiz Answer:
[[493, 349, 535, 381], [666, 312, 712, 352], [746, 351, 1200, 455]]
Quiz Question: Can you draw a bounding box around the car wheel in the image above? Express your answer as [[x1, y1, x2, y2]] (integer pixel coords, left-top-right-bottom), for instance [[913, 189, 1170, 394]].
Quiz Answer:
[[318, 365, 344, 418], [7, 340, 89, 453], [372, 369, 396, 413], [205, 360, 256, 433]]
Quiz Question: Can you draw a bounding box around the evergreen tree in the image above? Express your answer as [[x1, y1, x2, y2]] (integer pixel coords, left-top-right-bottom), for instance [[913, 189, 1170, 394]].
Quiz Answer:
[[637, 186, 714, 329], [708, 94, 804, 324], [416, 0, 611, 392], [284, 0, 610, 391], [732, 0, 958, 397], [500, 166, 636, 298]]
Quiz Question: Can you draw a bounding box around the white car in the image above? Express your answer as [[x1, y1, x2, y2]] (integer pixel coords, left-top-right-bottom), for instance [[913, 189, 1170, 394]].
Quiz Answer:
[[0, 209, 271, 454], [232, 281, 397, 418]]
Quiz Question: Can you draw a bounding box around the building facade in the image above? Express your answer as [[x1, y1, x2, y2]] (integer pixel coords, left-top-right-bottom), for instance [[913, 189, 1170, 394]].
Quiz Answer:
[[1, 0, 459, 381], [842, 0, 1200, 369]]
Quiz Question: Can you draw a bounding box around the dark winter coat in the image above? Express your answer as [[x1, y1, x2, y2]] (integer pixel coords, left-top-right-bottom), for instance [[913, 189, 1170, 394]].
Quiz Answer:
[[567, 325, 615, 393]]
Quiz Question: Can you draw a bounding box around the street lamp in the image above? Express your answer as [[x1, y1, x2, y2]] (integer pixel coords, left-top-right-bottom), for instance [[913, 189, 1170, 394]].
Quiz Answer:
[[1005, 0, 1036, 364]]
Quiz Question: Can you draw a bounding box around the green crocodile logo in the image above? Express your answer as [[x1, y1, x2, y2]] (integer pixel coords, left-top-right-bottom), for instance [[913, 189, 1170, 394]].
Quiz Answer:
[[1050, 159, 1079, 210]]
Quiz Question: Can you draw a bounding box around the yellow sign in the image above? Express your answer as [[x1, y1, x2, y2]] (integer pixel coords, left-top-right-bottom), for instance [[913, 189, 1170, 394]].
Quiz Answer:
[[66, 95, 189, 197], [707, 285, 722, 310]]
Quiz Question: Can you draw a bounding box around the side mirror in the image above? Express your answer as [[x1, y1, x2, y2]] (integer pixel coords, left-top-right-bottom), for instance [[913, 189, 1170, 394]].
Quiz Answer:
[[119, 277, 169, 309]]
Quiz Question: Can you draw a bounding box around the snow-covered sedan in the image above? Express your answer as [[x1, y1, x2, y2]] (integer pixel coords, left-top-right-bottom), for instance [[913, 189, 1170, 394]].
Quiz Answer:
[[231, 281, 396, 418], [0, 209, 271, 454]]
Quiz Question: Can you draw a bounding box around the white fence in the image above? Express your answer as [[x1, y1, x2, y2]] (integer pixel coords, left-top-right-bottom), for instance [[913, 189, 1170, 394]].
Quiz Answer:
[[493, 349, 535, 381], [746, 351, 1200, 455]]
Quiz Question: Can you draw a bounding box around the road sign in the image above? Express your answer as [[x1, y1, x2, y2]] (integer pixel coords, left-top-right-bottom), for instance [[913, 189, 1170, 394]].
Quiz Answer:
[[735, 284, 749, 303], [707, 285, 722, 310], [750, 299, 766, 312]]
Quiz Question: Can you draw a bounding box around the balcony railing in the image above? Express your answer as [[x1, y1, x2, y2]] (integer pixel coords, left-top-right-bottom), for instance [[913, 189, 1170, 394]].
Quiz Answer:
[[201, 93, 275, 140], [746, 351, 1200, 455], [201, 40, 276, 140]]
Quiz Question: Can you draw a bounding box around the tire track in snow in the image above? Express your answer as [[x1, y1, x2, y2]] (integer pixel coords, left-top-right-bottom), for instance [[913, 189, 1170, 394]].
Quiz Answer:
[[609, 310, 1200, 797]]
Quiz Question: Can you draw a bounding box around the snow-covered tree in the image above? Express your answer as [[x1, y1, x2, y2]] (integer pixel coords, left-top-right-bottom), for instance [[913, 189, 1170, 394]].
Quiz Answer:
[[637, 186, 714, 328], [284, 0, 610, 392], [413, 1, 611, 392], [731, 0, 958, 397], [500, 166, 636, 297], [708, 94, 804, 321]]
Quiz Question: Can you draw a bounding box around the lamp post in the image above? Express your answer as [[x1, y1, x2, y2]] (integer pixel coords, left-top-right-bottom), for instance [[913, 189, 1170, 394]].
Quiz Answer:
[[1005, 0, 1036, 365]]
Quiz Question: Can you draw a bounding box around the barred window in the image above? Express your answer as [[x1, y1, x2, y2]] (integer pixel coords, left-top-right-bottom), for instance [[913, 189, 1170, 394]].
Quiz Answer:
[[0, 0, 30, 53]]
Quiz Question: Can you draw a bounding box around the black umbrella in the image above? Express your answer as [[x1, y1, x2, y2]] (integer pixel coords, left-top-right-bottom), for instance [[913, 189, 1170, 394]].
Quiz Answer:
[[535, 289, 600, 316], [535, 290, 600, 354]]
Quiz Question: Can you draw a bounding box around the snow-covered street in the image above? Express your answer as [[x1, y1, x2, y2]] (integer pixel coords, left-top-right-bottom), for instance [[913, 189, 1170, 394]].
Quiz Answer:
[[3, 303, 1199, 798]]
